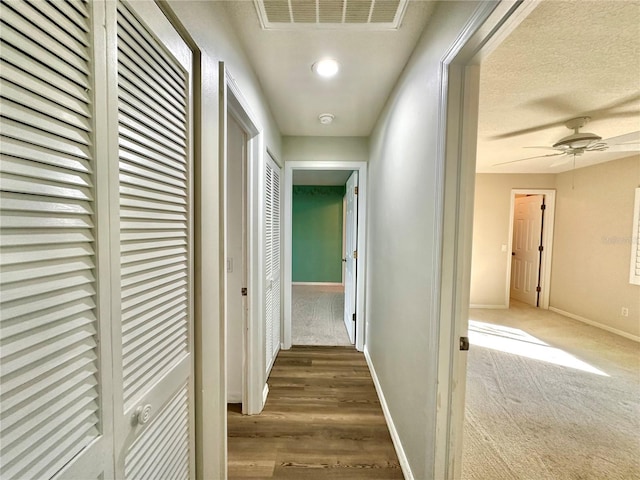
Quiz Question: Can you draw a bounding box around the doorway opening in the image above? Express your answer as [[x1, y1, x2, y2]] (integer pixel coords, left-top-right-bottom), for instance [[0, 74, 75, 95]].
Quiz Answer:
[[284, 162, 367, 352], [507, 189, 556, 309], [221, 65, 264, 416], [289, 172, 355, 346]]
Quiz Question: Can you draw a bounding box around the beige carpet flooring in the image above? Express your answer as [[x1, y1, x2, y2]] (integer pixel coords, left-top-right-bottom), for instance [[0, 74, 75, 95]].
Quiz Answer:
[[462, 301, 640, 480], [292, 285, 351, 346]]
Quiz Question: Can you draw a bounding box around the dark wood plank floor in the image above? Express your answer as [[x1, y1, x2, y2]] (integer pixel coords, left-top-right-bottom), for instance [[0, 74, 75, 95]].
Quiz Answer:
[[227, 346, 404, 479]]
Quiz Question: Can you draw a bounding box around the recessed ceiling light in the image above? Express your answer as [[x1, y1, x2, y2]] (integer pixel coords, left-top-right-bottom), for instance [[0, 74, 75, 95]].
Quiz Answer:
[[312, 58, 339, 78], [318, 113, 335, 125]]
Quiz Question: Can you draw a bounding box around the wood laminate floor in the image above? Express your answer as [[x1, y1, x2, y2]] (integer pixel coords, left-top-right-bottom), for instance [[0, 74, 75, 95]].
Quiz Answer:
[[227, 346, 404, 479]]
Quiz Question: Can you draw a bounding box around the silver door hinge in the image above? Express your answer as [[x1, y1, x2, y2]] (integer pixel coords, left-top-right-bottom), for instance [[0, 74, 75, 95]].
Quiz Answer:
[[352, 313, 356, 322], [353, 250, 358, 259], [354, 186, 359, 195], [241, 288, 247, 296]]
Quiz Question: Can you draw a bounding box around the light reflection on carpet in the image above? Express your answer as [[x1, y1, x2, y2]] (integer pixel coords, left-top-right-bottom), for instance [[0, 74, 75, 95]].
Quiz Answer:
[[468, 319, 609, 376]]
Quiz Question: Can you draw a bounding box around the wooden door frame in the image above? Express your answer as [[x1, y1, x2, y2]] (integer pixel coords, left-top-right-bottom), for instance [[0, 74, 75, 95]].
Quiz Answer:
[[283, 161, 368, 352], [506, 189, 556, 309]]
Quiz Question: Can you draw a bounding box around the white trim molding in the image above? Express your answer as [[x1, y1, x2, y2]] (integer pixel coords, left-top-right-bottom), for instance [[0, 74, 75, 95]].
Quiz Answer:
[[364, 349, 414, 480], [283, 161, 368, 352], [549, 307, 640, 343]]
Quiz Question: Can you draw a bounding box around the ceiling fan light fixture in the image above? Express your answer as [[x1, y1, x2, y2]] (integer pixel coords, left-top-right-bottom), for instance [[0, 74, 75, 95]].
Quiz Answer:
[[552, 131, 602, 149], [312, 58, 340, 78]]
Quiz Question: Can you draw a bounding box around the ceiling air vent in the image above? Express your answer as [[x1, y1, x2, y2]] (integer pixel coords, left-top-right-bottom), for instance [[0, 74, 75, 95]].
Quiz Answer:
[[255, 0, 409, 30]]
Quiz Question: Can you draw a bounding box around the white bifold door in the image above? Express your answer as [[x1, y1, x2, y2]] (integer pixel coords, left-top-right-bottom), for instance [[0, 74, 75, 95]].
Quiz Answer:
[[264, 153, 281, 375], [0, 1, 194, 478]]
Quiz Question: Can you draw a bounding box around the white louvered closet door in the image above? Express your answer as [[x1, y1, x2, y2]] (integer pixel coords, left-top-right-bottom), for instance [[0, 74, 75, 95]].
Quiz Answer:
[[113, 1, 194, 478], [0, 1, 113, 479], [264, 154, 281, 374]]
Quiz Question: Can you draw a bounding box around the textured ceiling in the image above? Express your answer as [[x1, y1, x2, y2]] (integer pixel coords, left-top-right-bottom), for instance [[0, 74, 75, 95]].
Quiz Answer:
[[225, 0, 435, 136], [225, 0, 639, 174], [477, 0, 640, 173]]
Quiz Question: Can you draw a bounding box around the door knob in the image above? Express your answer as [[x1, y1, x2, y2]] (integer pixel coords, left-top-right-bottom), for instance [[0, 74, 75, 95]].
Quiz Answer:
[[135, 404, 152, 425]]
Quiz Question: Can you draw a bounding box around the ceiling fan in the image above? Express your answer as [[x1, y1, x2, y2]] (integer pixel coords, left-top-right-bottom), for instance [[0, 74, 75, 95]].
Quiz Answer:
[[492, 117, 639, 167]]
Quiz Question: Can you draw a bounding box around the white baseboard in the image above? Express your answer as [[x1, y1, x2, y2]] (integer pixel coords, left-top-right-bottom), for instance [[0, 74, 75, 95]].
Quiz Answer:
[[364, 348, 414, 480], [292, 282, 343, 286], [262, 383, 269, 406], [549, 307, 640, 343], [469, 304, 508, 309]]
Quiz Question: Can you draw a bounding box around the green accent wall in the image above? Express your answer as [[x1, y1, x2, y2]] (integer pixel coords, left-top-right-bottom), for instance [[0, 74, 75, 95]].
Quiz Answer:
[[292, 185, 345, 283]]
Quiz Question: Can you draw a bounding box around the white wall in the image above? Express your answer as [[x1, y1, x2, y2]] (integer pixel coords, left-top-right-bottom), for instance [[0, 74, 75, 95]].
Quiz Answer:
[[166, 2, 282, 477], [470, 174, 555, 307], [365, 2, 483, 479], [551, 155, 640, 338], [283, 136, 369, 162]]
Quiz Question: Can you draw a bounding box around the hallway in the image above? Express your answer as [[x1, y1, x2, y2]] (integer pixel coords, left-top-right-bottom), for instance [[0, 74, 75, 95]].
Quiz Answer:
[[227, 347, 402, 479]]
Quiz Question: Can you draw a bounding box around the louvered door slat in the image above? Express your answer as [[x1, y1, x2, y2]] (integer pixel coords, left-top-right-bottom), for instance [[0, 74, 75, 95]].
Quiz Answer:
[[121, 292, 186, 335], [116, 9, 184, 94], [1, 63, 90, 118], [0, 135, 90, 173], [119, 88, 186, 145], [117, 0, 190, 414], [47, 0, 90, 32], [117, 59, 185, 126], [0, 26, 87, 86], [125, 385, 189, 480], [1, 346, 96, 409], [0, 6, 89, 72], [25, 0, 90, 47], [1, 80, 89, 132], [0, 118, 91, 160], [118, 76, 186, 139], [0, 1, 102, 478]]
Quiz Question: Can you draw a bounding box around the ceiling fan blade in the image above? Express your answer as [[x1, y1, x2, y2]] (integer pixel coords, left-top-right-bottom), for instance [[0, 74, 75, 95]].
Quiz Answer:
[[492, 152, 565, 167], [488, 94, 640, 141], [525, 96, 581, 116], [488, 120, 567, 140], [523, 146, 561, 151], [605, 143, 640, 152]]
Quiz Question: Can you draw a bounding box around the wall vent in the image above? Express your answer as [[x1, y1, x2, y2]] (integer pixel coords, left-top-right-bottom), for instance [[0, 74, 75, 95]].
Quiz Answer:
[[254, 0, 408, 30]]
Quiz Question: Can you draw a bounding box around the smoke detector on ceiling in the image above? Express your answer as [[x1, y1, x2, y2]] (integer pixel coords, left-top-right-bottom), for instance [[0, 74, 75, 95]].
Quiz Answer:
[[318, 113, 335, 125], [255, 0, 409, 30]]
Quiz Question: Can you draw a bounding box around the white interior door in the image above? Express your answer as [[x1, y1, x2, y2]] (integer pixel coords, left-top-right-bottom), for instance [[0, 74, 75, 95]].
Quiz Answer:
[[0, 2, 113, 478], [265, 154, 281, 374], [510, 194, 544, 306], [225, 113, 246, 403], [343, 172, 358, 344], [114, 1, 194, 477]]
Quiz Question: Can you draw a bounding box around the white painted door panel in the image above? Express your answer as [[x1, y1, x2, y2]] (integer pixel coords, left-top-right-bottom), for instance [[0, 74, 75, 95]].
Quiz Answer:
[[0, 1, 113, 479], [343, 172, 358, 344], [226, 113, 246, 403], [114, 1, 194, 478], [510, 195, 543, 306]]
